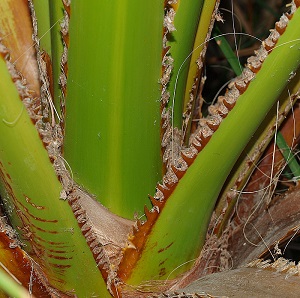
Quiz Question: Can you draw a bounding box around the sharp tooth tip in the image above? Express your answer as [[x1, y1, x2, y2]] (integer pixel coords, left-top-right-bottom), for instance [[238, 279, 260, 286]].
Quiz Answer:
[[126, 241, 136, 250]]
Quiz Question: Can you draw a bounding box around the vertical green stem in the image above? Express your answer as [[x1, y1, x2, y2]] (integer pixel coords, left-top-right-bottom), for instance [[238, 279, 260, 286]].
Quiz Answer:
[[64, 1, 164, 219]]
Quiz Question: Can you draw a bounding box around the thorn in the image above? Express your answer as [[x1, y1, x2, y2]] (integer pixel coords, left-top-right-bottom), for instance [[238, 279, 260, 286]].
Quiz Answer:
[[153, 205, 160, 213], [156, 183, 171, 198], [192, 140, 202, 152], [74, 208, 85, 216], [171, 165, 186, 179], [86, 234, 97, 244], [206, 117, 220, 132], [164, 180, 176, 191], [71, 204, 80, 212], [68, 195, 77, 203], [62, 34, 70, 47], [181, 151, 195, 166], [133, 224, 139, 233], [144, 205, 151, 218], [275, 22, 286, 35], [156, 183, 165, 192], [217, 105, 228, 118], [81, 223, 91, 232], [208, 105, 219, 116], [247, 56, 262, 73], [235, 80, 249, 94], [62, 0, 71, 15], [77, 213, 87, 224], [285, 12, 293, 20], [223, 97, 236, 111], [200, 127, 213, 146], [262, 40, 275, 54], [148, 195, 163, 208], [137, 220, 142, 229], [125, 241, 136, 250], [145, 205, 158, 221], [162, 45, 171, 57], [194, 133, 202, 143]]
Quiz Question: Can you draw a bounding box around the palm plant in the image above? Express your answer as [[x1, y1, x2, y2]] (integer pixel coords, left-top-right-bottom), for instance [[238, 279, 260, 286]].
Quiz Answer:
[[0, 0, 300, 297]]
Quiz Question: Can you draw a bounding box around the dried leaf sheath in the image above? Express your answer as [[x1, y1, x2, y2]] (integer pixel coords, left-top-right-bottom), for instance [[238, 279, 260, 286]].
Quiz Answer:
[[156, 260, 300, 297], [0, 0, 40, 98]]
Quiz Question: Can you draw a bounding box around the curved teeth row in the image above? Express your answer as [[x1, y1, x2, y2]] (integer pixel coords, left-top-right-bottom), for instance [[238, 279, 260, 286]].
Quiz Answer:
[[187, 6, 295, 157], [157, 0, 299, 207]]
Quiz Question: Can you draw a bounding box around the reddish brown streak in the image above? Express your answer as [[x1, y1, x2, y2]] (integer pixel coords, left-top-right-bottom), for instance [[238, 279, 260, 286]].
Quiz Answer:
[[49, 263, 72, 269], [158, 242, 174, 253], [17, 198, 57, 223], [46, 254, 72, 261], [24, 194, 45, 209]]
